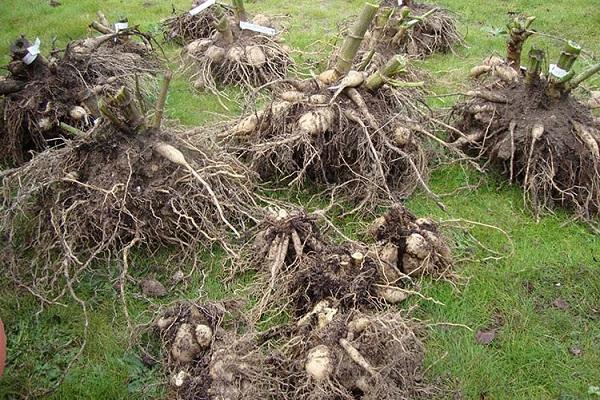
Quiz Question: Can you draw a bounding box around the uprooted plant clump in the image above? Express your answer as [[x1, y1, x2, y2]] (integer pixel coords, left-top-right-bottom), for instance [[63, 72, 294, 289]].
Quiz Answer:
[[281, 309, 437, 399], [362, 0, 462, 59], [221, 3, 438, 212], [163, 1, 235, 44], [246, 204, 453, 321], [0, 15, 161, 166], [182, 0, 292, 94], [449, 15, 600, 225], [147, 301, 291, 400], [0, 75, 261, 305]]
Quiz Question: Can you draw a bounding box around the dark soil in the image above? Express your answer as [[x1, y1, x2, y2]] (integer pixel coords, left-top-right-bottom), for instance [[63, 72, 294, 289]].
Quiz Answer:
[[451, 78, 600, 221]]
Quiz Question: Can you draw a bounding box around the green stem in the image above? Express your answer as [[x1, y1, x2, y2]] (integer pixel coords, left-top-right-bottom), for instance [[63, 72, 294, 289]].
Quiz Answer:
[[232, 0, 247, 22], [334, 2, 379, 77], [525, 47, 544, 85], [215, 7, 234, 44], [153, 71, 173, 129], [567, 62, 600, 92], [365, 54, 407, 91], [59, 122, 87, 137]]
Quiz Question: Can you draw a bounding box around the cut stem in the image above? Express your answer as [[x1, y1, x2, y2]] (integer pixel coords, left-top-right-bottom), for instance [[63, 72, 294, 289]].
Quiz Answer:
[[567, 62, 600, 92], [153, 71, 173, 129], [334, 2, 379, 77], [365, 54, 407, 91], [215, 7, 234, 44], [232, 0, 247, 22], [505, 15, 536, 71], [525, 47, 544, 86]]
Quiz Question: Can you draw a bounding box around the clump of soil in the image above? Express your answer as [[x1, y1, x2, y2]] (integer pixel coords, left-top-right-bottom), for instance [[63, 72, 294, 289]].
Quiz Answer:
[[366, 0, 463, 59], [149, 302, 290, 400], [247, 205, 453, 320], [182, 5, 292, 94], [0, 24, 160, 166], [450, 53, 600, 224], [283, 309, 435, 399], [0, 82, 260, 303]]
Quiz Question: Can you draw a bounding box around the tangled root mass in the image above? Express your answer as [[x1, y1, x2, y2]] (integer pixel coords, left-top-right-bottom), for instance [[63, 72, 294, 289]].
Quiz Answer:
[[0, 34, 160, 166], [451, 57, 600, 223]]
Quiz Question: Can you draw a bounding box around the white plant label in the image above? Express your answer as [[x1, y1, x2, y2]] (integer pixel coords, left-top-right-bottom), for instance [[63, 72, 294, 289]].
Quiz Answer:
[[549, 64, 568, 79], [23, 37, 41, 65], [239, 21, 277, 36], [189, 0, 216, 16], [398, 0, 403, 5], [114, 22, 129, 32]]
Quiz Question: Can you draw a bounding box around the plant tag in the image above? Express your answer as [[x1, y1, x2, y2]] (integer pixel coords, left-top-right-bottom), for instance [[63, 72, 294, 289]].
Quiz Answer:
[[189, 0, 216, 16], [398, 0, 403, 5], [114, 22, 129, 32], [239, 21, 277, 36], [549, 64, 568, 79], [22, 37, 41, 65]]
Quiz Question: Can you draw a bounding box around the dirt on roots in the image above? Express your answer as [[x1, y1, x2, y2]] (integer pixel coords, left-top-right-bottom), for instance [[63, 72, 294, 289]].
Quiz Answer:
[[0, 35, 160, 166], [244, 205, 453, 321], [183, 17, 292, 94], [220, 79, 431, 213], [147, 301, 291, 400], [450, 59, 600, 224], [369, 1, 463, 58], [149, 302, 434, 400], [0, 116, 260, 303]]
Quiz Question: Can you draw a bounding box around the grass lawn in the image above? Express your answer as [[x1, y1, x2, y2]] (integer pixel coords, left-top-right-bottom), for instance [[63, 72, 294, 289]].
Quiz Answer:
[[1, 0, 599, 399]]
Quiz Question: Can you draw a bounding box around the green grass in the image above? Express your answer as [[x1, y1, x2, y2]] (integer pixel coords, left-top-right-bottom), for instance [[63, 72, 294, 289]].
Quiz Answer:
[[1, 0, 599, 399]]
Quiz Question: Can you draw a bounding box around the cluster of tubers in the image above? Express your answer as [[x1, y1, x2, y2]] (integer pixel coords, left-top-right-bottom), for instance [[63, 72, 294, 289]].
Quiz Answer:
[[450, 15, 600, 224], [0, 14, 159, 165], [222, 2, 433, 211], [180, 0, 292, 93]]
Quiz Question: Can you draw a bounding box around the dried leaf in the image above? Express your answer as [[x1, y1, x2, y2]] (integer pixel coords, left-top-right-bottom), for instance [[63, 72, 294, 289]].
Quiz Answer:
[[475, 329, 496, 345], [552, 298, 569, 310]]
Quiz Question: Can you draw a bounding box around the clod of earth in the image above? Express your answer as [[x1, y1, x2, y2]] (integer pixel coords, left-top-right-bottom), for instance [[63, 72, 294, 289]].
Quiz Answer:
[[140, 277, 168, 297], [0, 16, 161, 166], [449, 16, 600, 226]]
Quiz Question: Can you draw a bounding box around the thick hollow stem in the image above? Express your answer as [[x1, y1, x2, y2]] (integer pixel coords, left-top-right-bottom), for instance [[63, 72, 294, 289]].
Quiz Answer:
[[334, 2, 379, 77], [111, 87, 145, 133], [365, 54, 407, 91], [548, 41, 583, 98], [368, 7, 393, 49], [232, 0, 247, 22], [557, 41, 582, 71], [505, 15, 536, 71], [525, 47, 544, 86], [215, 7, 234, 44], [153, 71, 173, 129]]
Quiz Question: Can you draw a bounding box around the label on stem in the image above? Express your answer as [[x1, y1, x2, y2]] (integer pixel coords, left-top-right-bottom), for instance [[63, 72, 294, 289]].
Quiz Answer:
[[398, 0, 403, 5], [239, 21, 277, 36], [549, 64, 568, 79], [22, 37, 41, 65], [189, 0, 216, 16], [114, 22, 129, 32]]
